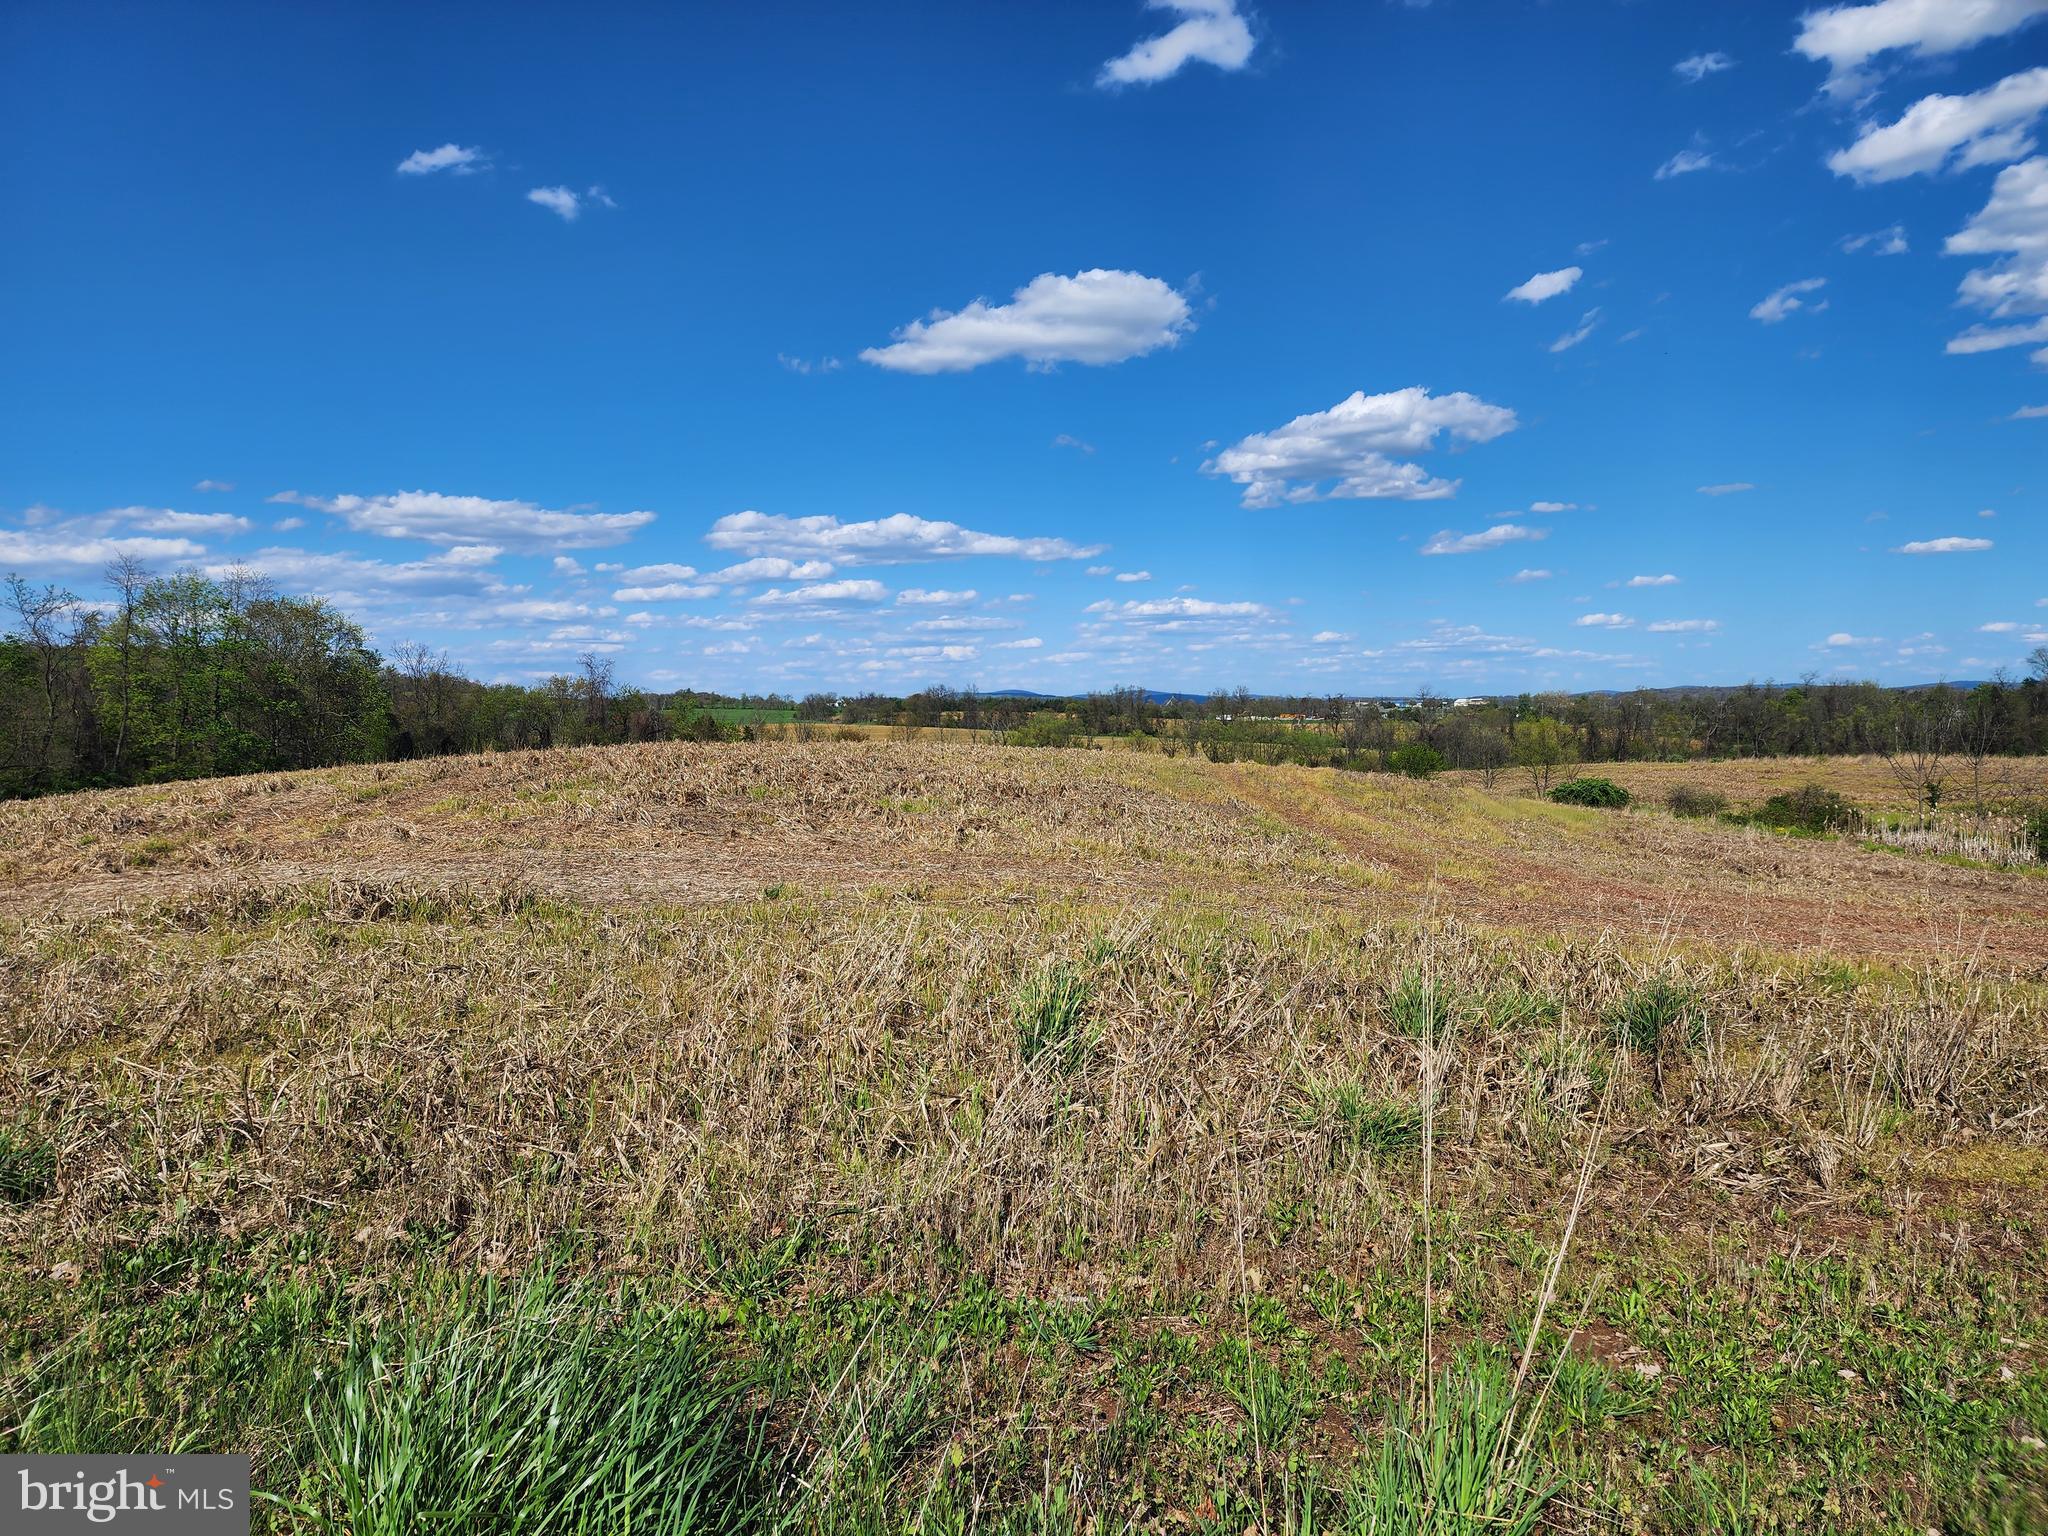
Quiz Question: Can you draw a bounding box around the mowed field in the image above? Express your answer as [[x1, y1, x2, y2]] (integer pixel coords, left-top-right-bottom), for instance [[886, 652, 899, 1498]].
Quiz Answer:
[[2, 741, 2046, 1533]]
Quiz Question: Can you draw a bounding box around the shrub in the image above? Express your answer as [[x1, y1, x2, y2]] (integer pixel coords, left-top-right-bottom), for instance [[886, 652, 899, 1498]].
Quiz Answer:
[[1665, 783, 1729, 819], [2023, 805, 2048, 862], [1386, 742, 1448, 779], [1752, 783, 1854, 835], [1007, 714, 1088, 749], [1549, 777, 1631, 809]]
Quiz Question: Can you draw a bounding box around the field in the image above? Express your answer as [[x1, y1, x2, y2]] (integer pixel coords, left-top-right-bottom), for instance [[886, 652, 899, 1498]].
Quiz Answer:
[[2, 741, 2045, 1533]]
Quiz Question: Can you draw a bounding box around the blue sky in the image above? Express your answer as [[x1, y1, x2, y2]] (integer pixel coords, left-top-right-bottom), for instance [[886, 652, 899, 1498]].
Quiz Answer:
[[3, 0, 2045, 695]]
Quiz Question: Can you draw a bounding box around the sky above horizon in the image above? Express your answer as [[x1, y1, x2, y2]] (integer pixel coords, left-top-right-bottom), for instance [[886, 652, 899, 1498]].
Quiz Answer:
[[4, 0, 2047, 696]]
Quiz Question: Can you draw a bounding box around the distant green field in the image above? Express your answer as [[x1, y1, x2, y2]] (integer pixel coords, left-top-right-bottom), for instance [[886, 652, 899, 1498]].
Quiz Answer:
[[701, 705, 796, 725]]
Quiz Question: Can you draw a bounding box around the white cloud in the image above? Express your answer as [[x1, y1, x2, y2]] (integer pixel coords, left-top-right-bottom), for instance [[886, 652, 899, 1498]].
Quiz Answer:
[[1530, 501, 1578, 513], [1674, 52, 1735, 83], [1098, 0, 1255, 88], [270, 489, 653, 550], [1697, 482, 1755, 495], [995, 637, 1044, 649], [1419, 523, 1548, 556], [612, 582, 718, 602], [527, 187, 580, 220], [897, 587, 979, 605], [704, 557, 835, 584], [1751, 278, 1828, 323], [1823, 632, 1881, 646], [1894, 536, 1993, 553], [1203, 386, 1518, 508], [1052, 433, 1097, 454], [1625, 573, 1679, 587], [1947, 156, 2048, 346], [117, 507, 252, 535], [2010, 403, 2048, 417], [1549, 307, 1602, 351], [192, 478, 236, 493], [1086, 564, 1114, 577], [777, 353, 843, 375], [1575, 612, 1635, 628], [1509, 568, 1553, 583], [273, 517, 304, 532], [860, 269, 1192, 373], [1796, 0, 2048, 100], [1114, 570, 1152, 582], [1505, 266, 1582, 304], [1981, 620, 2022, 631], [1828, 68, 2048, 183], [0, 524, 206, 571], [205, 544, 507, 613], [1843, 224, 1909, 255], [706, 510, 1103, 564], [749, 579, 890, 606], [1311, 630, 1348, 643], [398, 143, 488, 176], [1647, 618, 1720, 633], [1085, 596, 1268, 619], [1655, 148, 1715, 179]]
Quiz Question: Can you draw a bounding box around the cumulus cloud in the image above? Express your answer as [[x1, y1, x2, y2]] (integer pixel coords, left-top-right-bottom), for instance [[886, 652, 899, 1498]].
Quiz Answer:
[[1529, 501, 1578, 513], [1549, 308, 1602, 351], [748, 579, 890, 606], [0, 523, 207, 571], [1575, 612, 1635, 628], [398, 143, 488, 176], [706, 510, 1102, 564], [995, 637, 1044, 649], [1646, 618, 1720, 633], [1828, 68, 2048, 183], [1674, 51, 1735, 83], [1750, 278, 1828, 323], [1097, 0, 1255, 88], [269, 489, 653, 551], [204, 544, 508, 613], [1419, 523, 1547, 556], [1697, 482, 1755, 495], [1114, 570, 1152, 582], [1946, 156, 2048, 351], [1203, 386, 1518, 508], [860, 269, 1192, 373], [1655, 148, 1715, 179], [1894, 536, 1993, 553], [1505, 266, 1582, 304], [1625, 573, 1680, 587], [1796, 0, 2048, 100]]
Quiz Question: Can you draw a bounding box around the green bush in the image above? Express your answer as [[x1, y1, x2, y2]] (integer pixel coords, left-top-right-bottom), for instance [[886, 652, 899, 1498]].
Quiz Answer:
[[1549, 777, 1631, 809], [1007, 714, 1088, 749], [1386, 742, 1448, 778], [1752, 783, 1854, 835], [1665, 783, 1728, 819]]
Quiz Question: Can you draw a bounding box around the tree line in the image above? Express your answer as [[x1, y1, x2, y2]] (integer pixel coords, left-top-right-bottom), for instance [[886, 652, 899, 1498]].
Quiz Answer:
[[5, 562, 2046, 800]]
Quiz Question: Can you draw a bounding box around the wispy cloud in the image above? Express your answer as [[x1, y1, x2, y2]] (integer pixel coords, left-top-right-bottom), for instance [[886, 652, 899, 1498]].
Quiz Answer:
[[1419, 523, 1547, 556], [1697, 482, 1755, 496], [1549, 307, 1602, 351], [1098, 0, 1255, 88], [398, 143, 488, 176], [1894, 536, 1993, 554], [1750, 278, 1828, 324], [1655, 148, 1715, 180], [1673, 51, 1734, 83]]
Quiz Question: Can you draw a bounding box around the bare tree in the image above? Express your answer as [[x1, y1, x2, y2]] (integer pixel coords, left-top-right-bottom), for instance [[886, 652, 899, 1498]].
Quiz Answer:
[[101, 555, 151, 776], [1877, 688, 1959, 810], [5, 574, 81, 790]]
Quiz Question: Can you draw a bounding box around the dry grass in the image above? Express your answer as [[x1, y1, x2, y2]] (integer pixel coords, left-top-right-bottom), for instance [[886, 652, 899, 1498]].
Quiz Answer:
[[2, 740, 2044, 967], [3, 741, 2046, 1531]]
